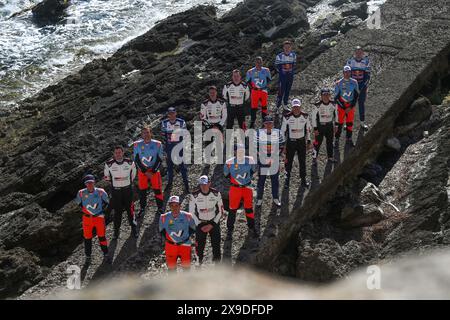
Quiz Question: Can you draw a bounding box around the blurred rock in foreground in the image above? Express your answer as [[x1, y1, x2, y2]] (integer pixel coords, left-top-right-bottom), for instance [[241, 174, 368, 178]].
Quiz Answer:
[[56, 250, 450, 300]]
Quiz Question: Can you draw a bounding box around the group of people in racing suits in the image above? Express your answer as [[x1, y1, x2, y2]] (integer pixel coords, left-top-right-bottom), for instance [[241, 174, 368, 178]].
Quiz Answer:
[[75, 43, 371, 270]]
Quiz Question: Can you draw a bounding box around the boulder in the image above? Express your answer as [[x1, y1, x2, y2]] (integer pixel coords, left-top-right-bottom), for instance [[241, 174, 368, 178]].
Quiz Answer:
[[0, 192, 35, 215], [340, 16, 363, 34], [0, 248, 44, 299], [0, 203, 80, 257], [395, 97, 432, 135], [222, 0, 309, 39], [32, 0, 70, 25]]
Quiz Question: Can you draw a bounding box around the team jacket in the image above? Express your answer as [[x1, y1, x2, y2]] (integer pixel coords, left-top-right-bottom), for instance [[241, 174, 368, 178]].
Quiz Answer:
[[132, 139, 163, 173], [103, 158, 136, 188], [334, 78, 360, 107], [159, 211, 196, 246], [161, 118, 187, 146], [246, 67, 272, 91], [200, 98, 227, 126], [312, 101, 338, 129], [222, 81, 250, 106], [188, 188, 224, 226], [281, 112, 312, 141], [254, 128, 285, 166], [346, 56, 371, 87], [224, 156, 257, 186], [75, 187, 109, 217], [275, 51, 297, 75]]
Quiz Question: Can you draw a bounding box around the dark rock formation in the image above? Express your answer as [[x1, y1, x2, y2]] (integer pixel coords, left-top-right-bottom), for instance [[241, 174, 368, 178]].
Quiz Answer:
[[0, 248, 45, 299], [32, 0, 70, 25], [255, 0, 450, 273], [279, 97, 449, 282]]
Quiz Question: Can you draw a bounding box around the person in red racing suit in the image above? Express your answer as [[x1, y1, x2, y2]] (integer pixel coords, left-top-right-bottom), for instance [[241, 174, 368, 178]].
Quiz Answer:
[[133, 126, 164, 217], [75, 174, 110, 265], [334, 65, 360, 146]]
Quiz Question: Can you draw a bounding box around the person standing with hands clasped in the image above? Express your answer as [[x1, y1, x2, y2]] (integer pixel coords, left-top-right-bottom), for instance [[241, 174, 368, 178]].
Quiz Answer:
[[189, 175, 224, 265], [312, 89, 338, 163], [281, 98, 312, 187], [104, 145, 138, 240]]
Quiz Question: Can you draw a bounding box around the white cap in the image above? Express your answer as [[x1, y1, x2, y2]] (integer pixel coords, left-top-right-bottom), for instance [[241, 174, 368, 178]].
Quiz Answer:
[[198, 175, 209, 185], [292, 98, 302, 107], [343, 65, 352, 72], [168, 195, 180, 204]]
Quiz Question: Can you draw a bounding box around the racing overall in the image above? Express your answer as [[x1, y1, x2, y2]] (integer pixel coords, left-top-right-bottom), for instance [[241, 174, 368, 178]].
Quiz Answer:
[[133, 139, 164, 213], [246, 67, 272, 128], [200, 98, 227, 132], [281, 112, 312, 182], [75, 187, 109, 257], [334, 78, 360, 139], [222, 81, 250, 130], [159, 211, 196, 270], [161, 117, 190, 191], [312, 101, 338, 159], [254, 128, 285, 201], [346, 56, 371, 122], [224, 156, 257, 231], [104, 158, 137, 236], [189, 188, 224, 263], [275, 51, 297, 109]]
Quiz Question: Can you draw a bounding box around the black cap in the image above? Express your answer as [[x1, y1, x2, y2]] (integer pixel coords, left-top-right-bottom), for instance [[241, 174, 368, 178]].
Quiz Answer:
[[263, 115, 274, 123], [320, 88, 331, 95], [83, 174, 95, 185], [208, 85, 217, 91]]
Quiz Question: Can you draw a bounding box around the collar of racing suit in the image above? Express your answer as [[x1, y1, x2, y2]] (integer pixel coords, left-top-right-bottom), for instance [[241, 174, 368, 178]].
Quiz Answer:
[[200, 189, 211, 196], [114, 158, 124, 164]]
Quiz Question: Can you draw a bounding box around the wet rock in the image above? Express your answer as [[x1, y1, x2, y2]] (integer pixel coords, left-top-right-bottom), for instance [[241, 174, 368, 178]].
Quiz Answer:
[[0, 248, 44, 299], [32, 0, 70, 25]]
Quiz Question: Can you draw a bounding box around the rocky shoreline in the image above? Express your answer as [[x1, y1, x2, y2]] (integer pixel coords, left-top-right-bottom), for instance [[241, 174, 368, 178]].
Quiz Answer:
[[1, 0, 449, 299]]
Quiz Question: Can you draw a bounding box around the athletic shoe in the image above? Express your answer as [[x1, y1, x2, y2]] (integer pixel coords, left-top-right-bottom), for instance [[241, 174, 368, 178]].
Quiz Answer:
[[361, 122, 369, 131]]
